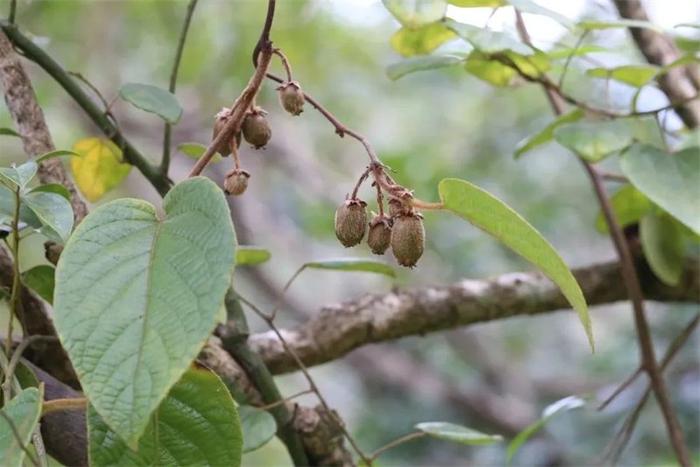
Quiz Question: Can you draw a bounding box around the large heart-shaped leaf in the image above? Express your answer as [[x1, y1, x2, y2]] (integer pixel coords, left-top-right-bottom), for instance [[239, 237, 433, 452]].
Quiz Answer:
[[439, 178, 593, 350], [54, 177, 236, 446], [71, 138, 131, 202], [89, 365, 243, 466], [0, 387, 43, 467], [620, 144, 700, 234], [119, 83, 183, 124]]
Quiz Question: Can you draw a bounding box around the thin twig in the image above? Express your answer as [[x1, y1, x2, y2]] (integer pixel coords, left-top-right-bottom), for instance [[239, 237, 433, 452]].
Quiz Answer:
[[161, 0, 198, 175], [558, 31, 588, 90], [515, 10, 691, 466], [272, 48, 293, 83], [0, 409, 39, 467], [255, 388, 314, 411], [252, 0, 276, 67], [598, 171, 628, 183], [41, 397, 87, 415], [369, 431, 426, 462], [8, 0, 16, 24]]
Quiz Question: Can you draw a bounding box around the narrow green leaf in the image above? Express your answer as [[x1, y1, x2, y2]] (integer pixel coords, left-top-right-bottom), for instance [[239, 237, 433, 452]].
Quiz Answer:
[[586, 65, 659, 87], [383, 0, 447, 28], [640, 214, 685, 286], [29, 184, 72, 202], [303, 258, 396, 278], [22, 265, 56, 304], [439, 178, 593, 350], [507, 0, 573, 29], [177, 142, 223, 163], [0, 161, 38, 189], [595, 184, 652, 233], [620, 144, 700, 234], [22, 191, 74, 243], [119, 83, 183, 124], [578, 19, 661, 32], [387, 54, 464, 80], [553, 119, 635, 162], [0, 387, 43, 467], [88, 365, 243, 466], [0, 128, 20, 137], [35, 150, 82, 163], [546, 45, 608, 60], [507, 396, 584, 464], [445, 18, 533, 55], [515, 109, 584, 158], [674, 23, 700, 29], [390, 23, 457, 57], [54, 177, 236, 446], [415, 422, 502, 445], [239, 405, 277, 452], [448, 0, 504, 6], [236, 247, 271, 266]]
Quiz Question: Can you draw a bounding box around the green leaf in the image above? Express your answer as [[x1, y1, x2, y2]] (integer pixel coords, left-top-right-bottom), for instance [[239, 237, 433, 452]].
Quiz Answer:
[[515, 109, 584, 158], [387, 54, 464, 80], [239, 405, 277, 453], [0, 185, 41, 232], [0, 128, 20, 137], [507, 0, 573, 29], [390, 23, 457, 57], [445, 18, 533, 55], [22, 265, 55, 304], [507, 396, 584, 464], [88, 364, 243, 466], [22, 190, 74, 242], [586, 65, 659, 87], [29, 183, 72, 202], [177, 142, 223, 163], [54, 177, 236, 446], [303, 258, 396, 278], [0, 387, 43, 467], [464, 51, 516, 86], [35, 150, 82, 163], [236, 247, 271, 266], [553, 119, 635, 162], [119, 83, 183, 124], [383, 0, 447, 28], [439, 178, 593, 350], [546, 45, 609, 60], [415, 422, 502, 445], [578, 19, 661, 32], [595, 184, 652, 233], [640, 214, 685, 286], [71, 138, 131, 202], [448, 0, 504, 6], [0, 161, 38, 189], [620, 144, 700, 234]]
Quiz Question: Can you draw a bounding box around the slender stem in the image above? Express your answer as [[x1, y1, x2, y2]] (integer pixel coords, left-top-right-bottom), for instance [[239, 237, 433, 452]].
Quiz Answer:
[[411, 199, 444, 210], [558, 31, 588, 90], [252, 0, 276, 66], [161, 0, 198, 176], [255, 388, 313, 411], [350, 167, 371, 199], [369, 432, 426, 462], [5, 336, 57, 397], [3, 187, 21, 402], [514, 11, 690, 466], [0, 410, 39, 466], [8, 0, 16, 24], [598, 171, 628, 183], [272, 48, 293, 82], [41, 397, 87, 415], [1, 22, 172, 196]]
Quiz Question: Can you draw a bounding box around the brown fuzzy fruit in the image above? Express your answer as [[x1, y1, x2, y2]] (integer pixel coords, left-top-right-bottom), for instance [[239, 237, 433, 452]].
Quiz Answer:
[[242, 108, 271, 149], [278, 81, 305, 116], [390, 212, 425, 268], [334, 198, 368, 247], [223, 169, 250, 196], [367, 215, 392, 255]]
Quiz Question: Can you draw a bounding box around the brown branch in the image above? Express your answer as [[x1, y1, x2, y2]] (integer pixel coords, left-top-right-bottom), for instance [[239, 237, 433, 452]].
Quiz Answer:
[[249, 259, 700, 374], [613, 0, 700, 128]]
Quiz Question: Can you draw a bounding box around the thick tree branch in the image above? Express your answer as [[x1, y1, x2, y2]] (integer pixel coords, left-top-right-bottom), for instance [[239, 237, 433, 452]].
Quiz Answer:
[[249, 259, 700, 374], [613, 0, 700, 128]]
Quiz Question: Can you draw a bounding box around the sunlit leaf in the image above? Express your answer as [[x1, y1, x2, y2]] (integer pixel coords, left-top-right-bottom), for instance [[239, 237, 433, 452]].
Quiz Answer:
[[416, 422, 503, 445], [70, 138, 131, 202], [119, 83, 183, 124], [445, 18, 533, 55], [620, 144, 700, 234], [54, 177, 236, 446], [387, 54, 464, 80], [89, 365, 243, 466], [507, 50, 551, 78], [586, 65, 659, 87], [390, 23, 457, 57], [0, 161, 37, 189], [236, 246, 271, 266], [640, 213, 685, 286], [383, 0, 447, 28], [303, 258, 396, 277], [578, 19, 661, 32], [239, 405, 277, 453], [515, 109, 584, 158], [22, 264, 56, 304], [177, 142, 223, 163], [507, 396, 584, 464], [0, 387, 43, 467], [595, 184, 652, 233], [439, 178, 593, 350], [553, 119, 635, 162], [464, 51, 516, 86], [546, 45, 609, 60], [22, 190, 74, 242], [508, 0, 573, 29]]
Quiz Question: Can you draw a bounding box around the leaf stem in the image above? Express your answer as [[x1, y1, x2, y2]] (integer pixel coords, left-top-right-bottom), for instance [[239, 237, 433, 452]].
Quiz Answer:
[[41, 397, 87, 415], [369, 431, 426, 462], [3, 186, 21, 402]]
